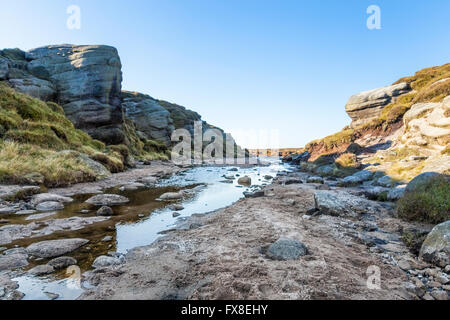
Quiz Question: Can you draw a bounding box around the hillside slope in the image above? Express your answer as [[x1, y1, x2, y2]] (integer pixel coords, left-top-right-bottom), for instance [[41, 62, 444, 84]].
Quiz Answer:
[[293, 63, 450, 183]]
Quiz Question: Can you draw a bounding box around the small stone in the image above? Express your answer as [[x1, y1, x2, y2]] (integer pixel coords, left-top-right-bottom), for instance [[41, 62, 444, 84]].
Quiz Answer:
[[265, 238, 308, 261], [445, 265, 450, 273], [237, 176, 252, 186], [15, 210, 37, 215], [427, 281, 442, 288], [102, 236, 113, 242], [168, 204, 184, 211], [307, 176, 324, 184], [28, 264, 54, 276], [96, 206, 113, 216], [36, 201, 64, 212], [243, 191, 265, 198], [398, 259, 412, 271], [264, 175, 273, 180], [158, 192, 183, 201], [422, 292, 435, 300], [436, 273, 449, 284], [285, 199, 296, 206], [172, 212, 181, 218], [85, 194, 129, 206], [48, 256, 77, 269], [430, 289, 448, 300], [44, 292, 59, 300], [92, 255, 122, 268], [25, 212, 57, 221]]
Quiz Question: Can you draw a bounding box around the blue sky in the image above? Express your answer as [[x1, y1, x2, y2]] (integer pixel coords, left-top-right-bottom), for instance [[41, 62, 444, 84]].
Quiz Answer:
[[1, 0, 449, 148]]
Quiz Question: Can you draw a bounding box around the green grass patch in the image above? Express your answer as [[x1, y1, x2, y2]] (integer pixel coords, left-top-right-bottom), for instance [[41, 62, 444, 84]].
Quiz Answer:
[[397, 175, 450, 224]]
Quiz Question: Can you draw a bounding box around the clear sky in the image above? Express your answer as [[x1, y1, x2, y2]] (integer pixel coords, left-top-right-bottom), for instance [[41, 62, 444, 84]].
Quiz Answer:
[[1, 0, 449, 148]]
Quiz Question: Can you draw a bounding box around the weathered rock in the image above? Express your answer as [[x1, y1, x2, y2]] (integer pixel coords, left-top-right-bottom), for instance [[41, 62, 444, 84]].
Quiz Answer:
[[420, 221, 450, 267], [138, 176, 158, 186], [0, 216, 108, 246], [387, 186, 406, 201], [119, 182, 146, 192], [8, 68, 56, 101], [168, 204, 184, 211], [85, 194, 129, 206], [430, 290, 448, 300], [314, 190, 384, 217], [96, 206, 114, 216], [28, 264, 54, 276], [158, 192, 183, 201], [339, 170, 373, 187], [406, 172, 449, 193], [26, 238, 89, 258], [35, 201, 64, 212], [362, 186, 389, 200], [92, 255, 123, 269], [315, 165, 335, 176], [102, 236, 113, 242], [31, 193, 73, 205], [283, 177, 303, 185], [243, 190, 265, 198], [25, 212, 57, 221], [44, 292, 59, 300], [48, 256, 77, 269], [15, 210, 37, 215], [0, 253, 29, 271], [0, 56, 9, 80], [26, 45, 126, 144], [121, 91, 175, 146], [0, 185, 40, 201], [345, 82, 411, 127], [265, 238, 308, 261], [237, 176, 252, 186], [307, 176, 324, 184], [376, 175, 397, 188], [264, 175, 273, 180]]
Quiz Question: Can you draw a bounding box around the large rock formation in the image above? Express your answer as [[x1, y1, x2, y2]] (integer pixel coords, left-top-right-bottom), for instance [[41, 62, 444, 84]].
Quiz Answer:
[[0, 45, 125, 144], [26, 45, 125, 144], [0, 44, 242, 152], [121, 91, 175, 146], [345, 82, 411, 128]]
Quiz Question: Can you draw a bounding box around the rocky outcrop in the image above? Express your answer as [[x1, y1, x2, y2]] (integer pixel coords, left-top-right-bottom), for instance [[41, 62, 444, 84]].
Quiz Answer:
[[1, 44, 243, 151], [420, 221, 450, 267], [27, 45, 125, 144], [0, 46, 126, 144], [121, 91, 174, 146], [345, 82, 411, 127], [400, 97, 450, 151]]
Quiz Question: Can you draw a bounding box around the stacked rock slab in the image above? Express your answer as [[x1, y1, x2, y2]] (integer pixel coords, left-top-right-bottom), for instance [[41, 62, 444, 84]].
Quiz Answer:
[[121, 91, 175, 146], [345, 82, 411, 128], [25, 45, 125, 144]]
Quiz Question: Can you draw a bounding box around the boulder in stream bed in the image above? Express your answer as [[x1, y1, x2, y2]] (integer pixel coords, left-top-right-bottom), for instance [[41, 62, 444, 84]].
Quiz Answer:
[[85, 194, 130, 206], [26, 238, 89, 258], [265, 238, 308, 261]]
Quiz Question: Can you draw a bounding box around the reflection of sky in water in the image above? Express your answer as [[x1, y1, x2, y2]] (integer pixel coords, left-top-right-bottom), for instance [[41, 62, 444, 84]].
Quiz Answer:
[[15, 157, 290, 300], [13, 275, 84, 300], [116, 159, 288, 253]]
